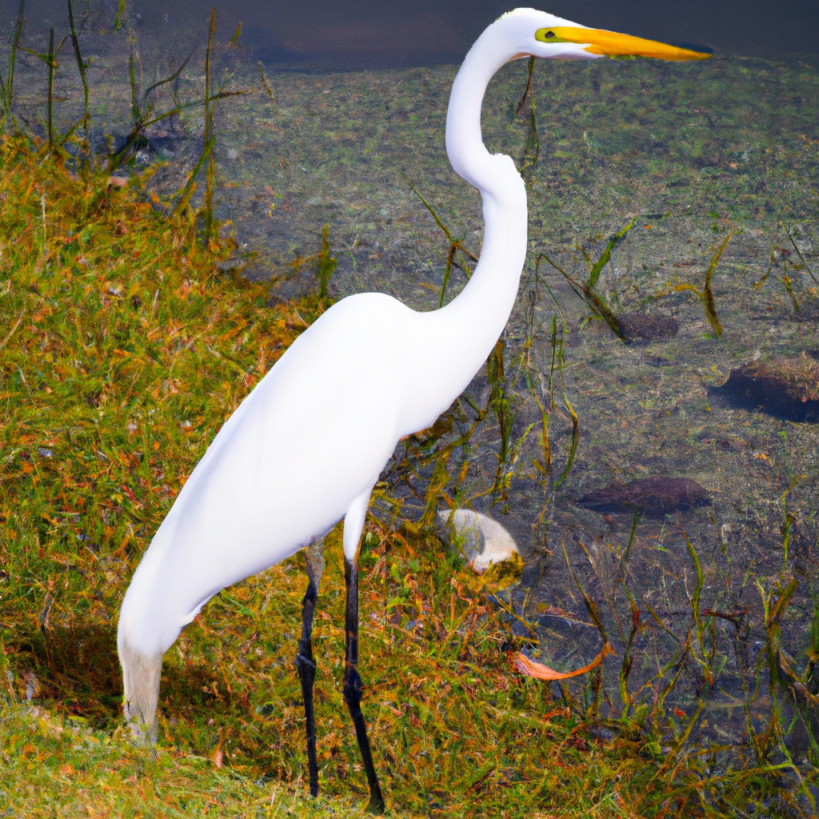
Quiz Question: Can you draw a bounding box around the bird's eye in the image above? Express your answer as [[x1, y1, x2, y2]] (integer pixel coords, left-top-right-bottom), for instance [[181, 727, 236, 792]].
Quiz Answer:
[[544, 30, 555, 39]]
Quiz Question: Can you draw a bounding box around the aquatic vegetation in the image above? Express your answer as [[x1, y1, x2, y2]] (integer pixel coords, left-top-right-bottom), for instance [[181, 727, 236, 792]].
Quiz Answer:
[[515, 55, 540, 173], [537, 235, 630, 342], [671, 232, 733, 338], [288, 222, 339, 300], [0, 0, 24, 119], [403, 174, 477, 308]]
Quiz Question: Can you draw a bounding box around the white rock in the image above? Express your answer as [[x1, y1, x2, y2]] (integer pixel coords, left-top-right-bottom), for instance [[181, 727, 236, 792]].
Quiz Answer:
[[437, 509, 519, 573]]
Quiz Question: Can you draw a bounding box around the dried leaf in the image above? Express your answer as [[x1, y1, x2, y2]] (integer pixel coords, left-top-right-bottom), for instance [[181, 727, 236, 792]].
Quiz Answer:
[[513, 643, 615, 681]]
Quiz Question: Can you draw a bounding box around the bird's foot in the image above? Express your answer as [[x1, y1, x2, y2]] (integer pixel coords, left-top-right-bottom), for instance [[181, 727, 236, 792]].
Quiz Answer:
[[366, 791, 386, 815]]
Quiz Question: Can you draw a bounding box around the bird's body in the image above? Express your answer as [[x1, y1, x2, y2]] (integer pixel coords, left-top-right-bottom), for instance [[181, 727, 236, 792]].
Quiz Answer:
[[117, 9, 708, 812], [120, 170, 525, 659]]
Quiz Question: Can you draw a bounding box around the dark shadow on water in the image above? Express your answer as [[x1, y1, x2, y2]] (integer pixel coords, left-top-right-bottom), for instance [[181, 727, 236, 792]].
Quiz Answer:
[[7, 0, 819, 68]]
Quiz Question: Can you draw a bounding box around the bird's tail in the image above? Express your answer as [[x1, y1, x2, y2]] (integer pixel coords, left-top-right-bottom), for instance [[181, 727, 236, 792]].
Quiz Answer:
[[118, 636, 164, 743]]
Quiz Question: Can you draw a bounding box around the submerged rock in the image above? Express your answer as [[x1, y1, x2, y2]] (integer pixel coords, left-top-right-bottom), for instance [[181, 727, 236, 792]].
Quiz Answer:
[[710, 356, 819, 422], [143, 113, 188, 156], [577, 476, 710, 517], [85, 114, 190, 163], [695, 428, 747, 452], [616, 313, 679, 342]]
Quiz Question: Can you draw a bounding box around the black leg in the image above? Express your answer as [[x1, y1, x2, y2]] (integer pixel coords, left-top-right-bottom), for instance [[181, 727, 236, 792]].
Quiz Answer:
[[295, 540, 324, 798], [343, 556, 386, 814]]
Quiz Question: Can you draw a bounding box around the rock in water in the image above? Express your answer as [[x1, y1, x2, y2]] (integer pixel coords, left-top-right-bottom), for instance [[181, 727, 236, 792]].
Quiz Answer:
[[437, 509, 519, 573], [616, 313, 679, 342], [577, 476, 710, 518], [710, 357, 819, 422]]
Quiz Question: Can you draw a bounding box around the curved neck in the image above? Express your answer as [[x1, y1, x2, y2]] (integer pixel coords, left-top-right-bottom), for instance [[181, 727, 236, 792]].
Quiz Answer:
[[400, 25, 528, 434], [441, 23, 528, 372], [445, 24, 513, 190], [442, 19, 528, 332]]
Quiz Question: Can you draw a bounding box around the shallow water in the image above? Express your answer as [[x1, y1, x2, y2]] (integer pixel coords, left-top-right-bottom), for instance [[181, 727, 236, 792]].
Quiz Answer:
[[6, 11, 819, 768]]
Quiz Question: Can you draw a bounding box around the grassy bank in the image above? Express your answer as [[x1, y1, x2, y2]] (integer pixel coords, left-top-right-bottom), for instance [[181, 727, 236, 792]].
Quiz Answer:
[[0, 138, 664, 818]]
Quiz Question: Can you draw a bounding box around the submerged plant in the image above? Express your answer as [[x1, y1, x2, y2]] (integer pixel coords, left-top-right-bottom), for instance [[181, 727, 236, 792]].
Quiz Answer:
[[0, 0, 25, 124], [403, 174, 477, 307], [515, 55, 540, 173], [672, 231, 733, 338], [537, 219, 642, 342], [315, 223, 338, 298]]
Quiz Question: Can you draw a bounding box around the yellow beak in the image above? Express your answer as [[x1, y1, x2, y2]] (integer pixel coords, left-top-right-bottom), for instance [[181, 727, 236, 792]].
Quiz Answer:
[[537, 26, 711, 61]]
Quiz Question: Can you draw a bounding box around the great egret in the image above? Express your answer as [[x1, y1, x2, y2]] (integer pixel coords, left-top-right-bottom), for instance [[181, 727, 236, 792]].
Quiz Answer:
[[117, 9, 708, 812]]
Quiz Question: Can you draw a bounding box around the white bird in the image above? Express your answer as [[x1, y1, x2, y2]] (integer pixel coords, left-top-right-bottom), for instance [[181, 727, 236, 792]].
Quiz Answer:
[[437, 508, 519, 573], [117, 10, 708, 812]]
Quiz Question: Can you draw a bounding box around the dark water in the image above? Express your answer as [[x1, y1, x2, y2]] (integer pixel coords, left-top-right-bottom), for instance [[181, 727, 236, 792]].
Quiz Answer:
[[5, 0, 819, 68]]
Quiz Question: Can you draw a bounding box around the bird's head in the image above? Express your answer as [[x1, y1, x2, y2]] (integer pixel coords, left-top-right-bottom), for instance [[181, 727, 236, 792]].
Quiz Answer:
[[498, 8, 711, 63]]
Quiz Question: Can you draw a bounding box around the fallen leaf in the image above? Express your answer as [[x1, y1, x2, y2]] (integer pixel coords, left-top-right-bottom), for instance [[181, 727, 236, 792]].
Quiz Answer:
[[513, 643, 615, 681], [538, 605, 569, 617]]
